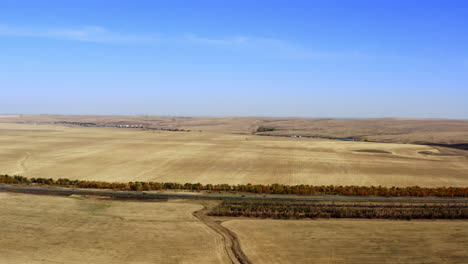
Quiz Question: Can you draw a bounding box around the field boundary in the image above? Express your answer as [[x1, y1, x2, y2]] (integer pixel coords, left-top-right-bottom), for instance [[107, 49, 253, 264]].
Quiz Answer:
[[2, 185, 468, 203], [211, 200, 468, 220], [2, 174, 468, 198]]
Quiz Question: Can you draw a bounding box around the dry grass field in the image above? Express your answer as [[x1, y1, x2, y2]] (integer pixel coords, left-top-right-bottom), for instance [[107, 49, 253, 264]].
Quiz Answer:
[[1, 191, 468, 264], [1, 114, 468, 144], [0, 123, 467, 187], [223, 219, 468, 264], [0, 192, 229, 264]]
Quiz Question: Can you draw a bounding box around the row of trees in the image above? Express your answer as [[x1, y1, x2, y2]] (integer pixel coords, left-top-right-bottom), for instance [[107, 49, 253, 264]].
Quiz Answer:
[[256, 126, 276, 132], [211, 200, 468, 220], [1, 174, 468, 197]]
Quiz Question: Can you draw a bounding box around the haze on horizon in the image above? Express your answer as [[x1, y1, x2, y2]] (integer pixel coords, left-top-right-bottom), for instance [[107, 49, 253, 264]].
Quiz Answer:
[[1, 0, 467, 119]]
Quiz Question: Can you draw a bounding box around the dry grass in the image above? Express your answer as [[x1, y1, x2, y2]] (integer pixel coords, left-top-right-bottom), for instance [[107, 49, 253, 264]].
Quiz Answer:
[[0, 192, 229, 264], [223, 219, 468, 264], [2, 114, 468, 144], [0, 123, 467, 187]]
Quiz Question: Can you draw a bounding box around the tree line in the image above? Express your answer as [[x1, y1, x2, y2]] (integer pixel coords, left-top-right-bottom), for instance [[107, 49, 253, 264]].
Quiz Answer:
[[1, 174, 467, 197], [210, 200, 468, 220], [256, 126, 276, 132]]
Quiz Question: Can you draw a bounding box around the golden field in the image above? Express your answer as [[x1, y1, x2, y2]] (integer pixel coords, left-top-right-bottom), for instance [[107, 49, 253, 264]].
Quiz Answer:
[[2, 114, 468, 144], [0, 192, 229, 264], [224, 219, 468, 264], [2, 191, 466, 264], [0, 123, 467, 187]]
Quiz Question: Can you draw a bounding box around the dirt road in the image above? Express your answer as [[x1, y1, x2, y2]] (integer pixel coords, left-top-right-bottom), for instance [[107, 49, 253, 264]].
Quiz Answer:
[[193, 205, 251, 264]]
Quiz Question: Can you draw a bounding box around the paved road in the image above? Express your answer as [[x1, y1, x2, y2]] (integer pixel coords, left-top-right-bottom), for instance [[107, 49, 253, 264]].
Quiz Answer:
[[1, 185, 467, 202]]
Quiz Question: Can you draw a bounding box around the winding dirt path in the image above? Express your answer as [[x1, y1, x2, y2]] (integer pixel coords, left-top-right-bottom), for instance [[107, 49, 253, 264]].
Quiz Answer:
[[193, 205, 251, 264]]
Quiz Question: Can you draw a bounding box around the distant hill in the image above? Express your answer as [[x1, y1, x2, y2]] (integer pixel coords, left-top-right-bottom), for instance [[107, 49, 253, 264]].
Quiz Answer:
[[1, 114, 467, 145]]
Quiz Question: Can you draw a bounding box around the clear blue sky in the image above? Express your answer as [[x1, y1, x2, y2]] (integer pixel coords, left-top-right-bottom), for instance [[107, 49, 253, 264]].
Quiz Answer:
[[1, 0, 467, 118]]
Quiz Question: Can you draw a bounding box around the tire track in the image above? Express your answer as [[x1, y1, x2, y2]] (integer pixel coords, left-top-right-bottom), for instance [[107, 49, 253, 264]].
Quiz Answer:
[[16, 152, 31, 175], [193, 205, 251, 264]]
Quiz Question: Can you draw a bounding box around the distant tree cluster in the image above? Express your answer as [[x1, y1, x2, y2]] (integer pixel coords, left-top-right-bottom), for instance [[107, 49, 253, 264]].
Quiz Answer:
[[211, 200, 468, 220], [256, 126, 276, 132], [1, 174, 468, 197]]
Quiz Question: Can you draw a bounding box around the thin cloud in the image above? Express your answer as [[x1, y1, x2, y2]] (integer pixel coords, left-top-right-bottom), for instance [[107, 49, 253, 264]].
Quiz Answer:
[[0, 24, 364, 60], [184, 34, 366, 60], [184, 34, 319, 59], [184, 34, 249, 45], [0, 24, 159, 44]]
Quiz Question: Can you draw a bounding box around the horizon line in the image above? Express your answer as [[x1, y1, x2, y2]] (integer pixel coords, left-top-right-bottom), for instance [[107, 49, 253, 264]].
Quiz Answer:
[[1, 113, 467, 121]]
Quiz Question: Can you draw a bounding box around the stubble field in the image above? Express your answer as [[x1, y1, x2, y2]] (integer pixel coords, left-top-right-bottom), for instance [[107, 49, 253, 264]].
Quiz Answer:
[[0, 192, 229, 264], [2, 191, 467, 264], [0, 123, 467, 187], [223, 219, 468, 264], [2, 114, 468, 144]]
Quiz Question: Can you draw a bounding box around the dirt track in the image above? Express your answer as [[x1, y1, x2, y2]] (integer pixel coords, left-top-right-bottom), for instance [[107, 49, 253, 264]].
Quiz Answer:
[[193, 205, 251, 264]]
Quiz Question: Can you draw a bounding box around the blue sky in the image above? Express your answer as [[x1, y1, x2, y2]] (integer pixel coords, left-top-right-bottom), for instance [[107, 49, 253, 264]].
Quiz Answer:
[[1, 0, 467, 118]]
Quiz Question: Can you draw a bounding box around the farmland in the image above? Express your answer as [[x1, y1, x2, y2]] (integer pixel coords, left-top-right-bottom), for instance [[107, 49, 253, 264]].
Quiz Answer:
[[223, 219, 468, 264], [3, 1, 468, 263], [0, 192, 229, 264], [0, 116, 467, 263], [1, 190, 467, 264], [2, 114, 468, 145], [0, 123, 467, 187]]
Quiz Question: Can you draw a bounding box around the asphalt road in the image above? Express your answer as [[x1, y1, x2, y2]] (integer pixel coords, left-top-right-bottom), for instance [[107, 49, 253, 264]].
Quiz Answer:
[[1, 185, 467, 202]]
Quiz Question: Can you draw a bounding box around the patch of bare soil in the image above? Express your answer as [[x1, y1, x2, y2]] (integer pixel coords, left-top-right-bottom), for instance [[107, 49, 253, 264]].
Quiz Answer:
[[419, 151, 448, 156], [353, 149, 392, 154], [420, 146, 468, 157]]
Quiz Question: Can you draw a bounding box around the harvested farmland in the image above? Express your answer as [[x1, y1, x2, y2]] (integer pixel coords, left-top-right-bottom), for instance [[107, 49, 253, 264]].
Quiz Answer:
[[0, 123, 467, 187], [223, 219, 468, 264], [0, 192, 230, 264], [2, 114, 468, 145]]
